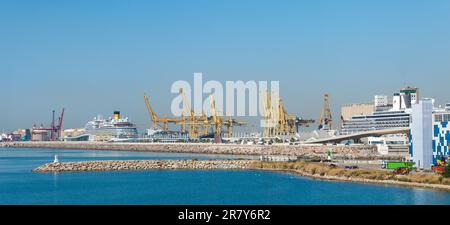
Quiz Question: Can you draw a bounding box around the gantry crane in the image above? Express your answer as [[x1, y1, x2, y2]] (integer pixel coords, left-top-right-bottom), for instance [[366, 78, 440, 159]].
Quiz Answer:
[[259, 89, 276, 137], [221, 117, 246, 138], [278, 98, 315, 135], [178, 88, 209, 138], [207, 94, 246, 141], [144, 91, 246, 141], [259, 90, 269, 137], [319, 93, 332, 130], [209, 94, 222, 143], [260, 90, 314, 138], [144, 94, 185, 131]]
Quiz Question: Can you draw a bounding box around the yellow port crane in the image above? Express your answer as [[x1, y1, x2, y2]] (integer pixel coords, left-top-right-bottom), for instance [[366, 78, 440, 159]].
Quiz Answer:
[[259, 89, 277, 137], [260, 90, 315, 137], [278, 98, 314, 135], [209, 94, 222, 143], [208, 94, 246, 141], [222, 117, 246, 138], [178, 88, 209, 139], [144, 90, 211, 139], [143, 93, 185, 131], [144, 90, 247, 141], [259, 90, 269, 137]]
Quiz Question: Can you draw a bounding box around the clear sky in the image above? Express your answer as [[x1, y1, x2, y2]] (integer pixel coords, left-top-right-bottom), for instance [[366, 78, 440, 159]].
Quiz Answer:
[[1, 0, 450, 132]]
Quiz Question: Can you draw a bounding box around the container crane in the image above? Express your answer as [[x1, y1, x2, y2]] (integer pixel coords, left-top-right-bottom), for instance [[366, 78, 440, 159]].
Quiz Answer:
[[259, 90, 314, 137], [144, 90, 247, 141], [179, 88, 209, 138], [143, 93, 185, 131], [319, 93, 332, 130], [209, 94, 222, 143]]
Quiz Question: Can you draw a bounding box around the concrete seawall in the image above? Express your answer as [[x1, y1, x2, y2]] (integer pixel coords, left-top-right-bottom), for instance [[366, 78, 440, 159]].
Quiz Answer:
[[33, 159, 255, 172], [3, 141, 402, 160]]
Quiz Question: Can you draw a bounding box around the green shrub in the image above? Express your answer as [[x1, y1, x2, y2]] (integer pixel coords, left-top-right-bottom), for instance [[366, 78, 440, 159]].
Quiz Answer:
[[443, 165, 450, 178]]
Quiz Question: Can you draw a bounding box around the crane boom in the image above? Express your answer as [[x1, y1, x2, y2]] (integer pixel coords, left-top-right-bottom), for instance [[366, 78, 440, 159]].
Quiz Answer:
[[210, 95, 221, 127], [259, 90, 269, 137], [57, 108, 65, 140], [259, 90, 267, 118], [144, 94, 159, 128], [179, 88, 194, 117]]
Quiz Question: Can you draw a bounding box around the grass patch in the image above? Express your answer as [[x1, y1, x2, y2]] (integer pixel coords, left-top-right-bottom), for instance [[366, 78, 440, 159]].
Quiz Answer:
[[251, 160, 450, 186]]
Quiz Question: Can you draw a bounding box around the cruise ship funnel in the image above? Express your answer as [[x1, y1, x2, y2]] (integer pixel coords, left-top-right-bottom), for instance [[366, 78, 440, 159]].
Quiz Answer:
[[114, 111, 120, 120]]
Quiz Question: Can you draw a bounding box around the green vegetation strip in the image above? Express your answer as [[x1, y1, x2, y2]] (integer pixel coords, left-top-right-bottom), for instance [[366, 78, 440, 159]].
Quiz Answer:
[[249, 161, 450, 191]]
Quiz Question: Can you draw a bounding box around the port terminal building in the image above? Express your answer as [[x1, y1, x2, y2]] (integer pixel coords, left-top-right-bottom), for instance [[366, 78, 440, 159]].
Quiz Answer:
[[340, 87, 419, 135]]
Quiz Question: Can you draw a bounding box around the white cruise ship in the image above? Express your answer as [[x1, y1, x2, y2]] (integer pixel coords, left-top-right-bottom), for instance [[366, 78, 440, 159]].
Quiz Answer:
[[85, 111, 138, 141]]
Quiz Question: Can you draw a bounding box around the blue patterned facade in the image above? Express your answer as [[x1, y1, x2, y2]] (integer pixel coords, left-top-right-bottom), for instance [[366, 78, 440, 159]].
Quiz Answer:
[[433, 121, 450, 164], [410, 110, 450, 166], [408, 130, 413, 159]]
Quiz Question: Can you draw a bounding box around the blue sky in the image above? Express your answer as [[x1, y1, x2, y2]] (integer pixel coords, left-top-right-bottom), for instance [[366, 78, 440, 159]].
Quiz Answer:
[[1, 0, 450, 132]]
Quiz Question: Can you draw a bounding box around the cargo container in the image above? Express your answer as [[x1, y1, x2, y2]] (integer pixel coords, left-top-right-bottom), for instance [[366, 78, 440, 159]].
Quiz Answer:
[[385, 161, 415, 170]]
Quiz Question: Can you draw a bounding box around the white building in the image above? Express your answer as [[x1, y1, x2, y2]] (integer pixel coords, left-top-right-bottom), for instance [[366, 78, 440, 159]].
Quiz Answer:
[[392, 93, 401, 111], [401, 86, 419, 105], [374, 95, 388, 107], [341, 103, 374, 121], [392, 87, 419, 111], [368, 135, 409, 155], [410, 98, 433, 169]]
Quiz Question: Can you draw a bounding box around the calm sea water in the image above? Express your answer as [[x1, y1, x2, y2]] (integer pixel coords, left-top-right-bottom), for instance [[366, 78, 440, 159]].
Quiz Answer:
[[1, 148, 450, 205]]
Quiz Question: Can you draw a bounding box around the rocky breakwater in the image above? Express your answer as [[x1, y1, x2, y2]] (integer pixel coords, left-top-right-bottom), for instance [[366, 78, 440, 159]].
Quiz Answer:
[[33, 159, 256, 172]]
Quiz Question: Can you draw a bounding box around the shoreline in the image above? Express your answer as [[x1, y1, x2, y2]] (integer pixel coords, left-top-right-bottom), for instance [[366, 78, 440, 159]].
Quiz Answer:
[[33, 159, 450, 192], [3, 141, 403, 161], [266, 168, 450, 192]]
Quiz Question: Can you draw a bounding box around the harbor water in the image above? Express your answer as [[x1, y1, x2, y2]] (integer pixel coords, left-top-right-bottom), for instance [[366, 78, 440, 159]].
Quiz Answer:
[[1, 148, 450, 205]]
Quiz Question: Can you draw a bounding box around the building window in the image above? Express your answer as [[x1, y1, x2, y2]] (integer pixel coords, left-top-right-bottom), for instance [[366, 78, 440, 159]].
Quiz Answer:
[[443, 114, 450, 122]]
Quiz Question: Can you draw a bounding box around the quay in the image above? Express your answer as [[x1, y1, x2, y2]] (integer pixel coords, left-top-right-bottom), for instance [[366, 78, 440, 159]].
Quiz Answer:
[[2, 141, 403, 160]]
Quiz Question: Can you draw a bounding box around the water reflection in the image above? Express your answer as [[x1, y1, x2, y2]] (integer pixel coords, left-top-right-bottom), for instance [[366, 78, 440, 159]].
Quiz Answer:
[[53, 172, 58, 188]]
